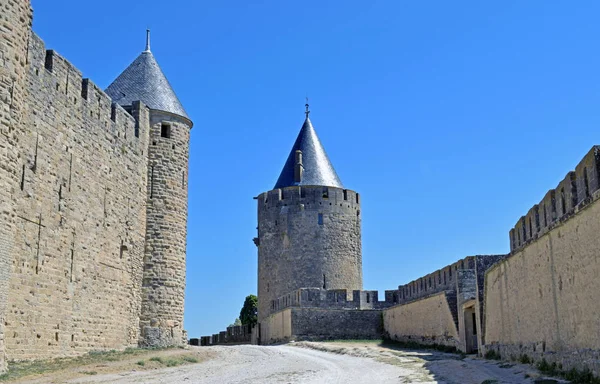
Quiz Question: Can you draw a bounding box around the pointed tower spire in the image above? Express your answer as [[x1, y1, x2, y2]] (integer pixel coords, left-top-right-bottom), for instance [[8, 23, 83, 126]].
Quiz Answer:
[[105, 30, 190, 120], [145, 29, 151, 52], [273, 105, 343, 189]]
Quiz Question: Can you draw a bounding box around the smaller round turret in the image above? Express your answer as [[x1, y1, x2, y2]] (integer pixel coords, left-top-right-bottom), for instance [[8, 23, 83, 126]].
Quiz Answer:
[[105, 31, 192, 347]]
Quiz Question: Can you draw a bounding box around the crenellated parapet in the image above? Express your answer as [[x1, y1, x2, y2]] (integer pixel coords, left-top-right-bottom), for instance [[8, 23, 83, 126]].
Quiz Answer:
[[27, 34, 148, 153], [270, 288, 393, 314], [509, 146, 600, 252]]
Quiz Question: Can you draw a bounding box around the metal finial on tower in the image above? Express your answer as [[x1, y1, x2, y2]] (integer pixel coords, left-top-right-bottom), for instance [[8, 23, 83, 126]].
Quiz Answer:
[[145, 29, 151, 52], [305, 97, 310, 118]]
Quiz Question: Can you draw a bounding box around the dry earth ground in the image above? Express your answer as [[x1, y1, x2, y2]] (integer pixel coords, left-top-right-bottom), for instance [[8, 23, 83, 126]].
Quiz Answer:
[[2, 341, 567, 384]]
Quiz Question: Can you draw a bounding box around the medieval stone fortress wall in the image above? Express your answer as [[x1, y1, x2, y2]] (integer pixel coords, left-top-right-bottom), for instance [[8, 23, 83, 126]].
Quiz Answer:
[[0, 0, 190, 371], [4, 0, 600, 379]]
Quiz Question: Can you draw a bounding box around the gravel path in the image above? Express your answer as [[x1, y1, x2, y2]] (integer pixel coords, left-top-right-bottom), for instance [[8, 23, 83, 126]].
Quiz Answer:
[[53, 342, 562, 384], [67, 344, 408, 384]]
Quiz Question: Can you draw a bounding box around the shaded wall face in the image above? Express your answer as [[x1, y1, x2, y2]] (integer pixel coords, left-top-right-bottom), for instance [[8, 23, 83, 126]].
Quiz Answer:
[[5, 35, 150, 360], [485, 195, 600, 371], [0, 0, 33, 371], [140, 111, 190, 347], [261, 309, 292, 344], [257, 186, 362, 322], [383, 292, 459, 349]]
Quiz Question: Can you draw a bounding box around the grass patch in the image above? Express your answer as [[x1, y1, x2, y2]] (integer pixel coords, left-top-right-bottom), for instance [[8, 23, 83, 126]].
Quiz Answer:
[[182, 356, 198, 363], [81, 371, 97, 375], [321, 339, 382, 344], [536, 358, 600, 384], [136, 360, 145, 366], [164, 359, 181, 367], [484, 349, 501, 360], [519, 354, 532, 364], [149, 356, 163, 363], [0, 347, 174, 382], [381, 338, 458, 354]]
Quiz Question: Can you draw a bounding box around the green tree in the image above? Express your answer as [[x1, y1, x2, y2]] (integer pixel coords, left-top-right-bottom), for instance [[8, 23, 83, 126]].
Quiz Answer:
[[239, 294, 258, 326], [228, 317, 242, 328]]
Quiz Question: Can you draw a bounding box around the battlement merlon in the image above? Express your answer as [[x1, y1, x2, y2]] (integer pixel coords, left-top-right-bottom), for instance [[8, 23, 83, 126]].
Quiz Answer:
[[270, 288, 393, 314], [391, 255, 505, 306], [258, 186, 360, 207], [28, 33, 151, 146], [510, 146, 600, 252]]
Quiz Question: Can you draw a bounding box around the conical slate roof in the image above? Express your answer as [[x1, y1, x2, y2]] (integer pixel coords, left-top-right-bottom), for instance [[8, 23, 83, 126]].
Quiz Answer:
[[105, 32, 189, 120], [274, 115, 344, 189]]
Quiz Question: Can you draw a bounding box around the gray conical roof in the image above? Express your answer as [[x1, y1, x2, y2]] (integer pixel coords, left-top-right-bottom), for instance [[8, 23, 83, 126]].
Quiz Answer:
[[105, 40, 189, 120], [274, 116, 344, 189]]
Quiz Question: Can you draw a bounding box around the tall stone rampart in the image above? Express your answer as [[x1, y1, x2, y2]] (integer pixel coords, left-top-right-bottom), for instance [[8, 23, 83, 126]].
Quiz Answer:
[[257, 186, 362, 322], [485, 146, 600, 374], [3, 32, 150, 361], [0, 0, 33, 371]]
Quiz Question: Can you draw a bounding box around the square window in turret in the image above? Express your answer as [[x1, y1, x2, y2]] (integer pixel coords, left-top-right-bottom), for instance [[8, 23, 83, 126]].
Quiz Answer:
[[161, 123, 171, 138]]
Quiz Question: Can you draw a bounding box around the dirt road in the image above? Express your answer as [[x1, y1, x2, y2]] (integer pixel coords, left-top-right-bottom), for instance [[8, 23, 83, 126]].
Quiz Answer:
[[16, 341, 562, 384]]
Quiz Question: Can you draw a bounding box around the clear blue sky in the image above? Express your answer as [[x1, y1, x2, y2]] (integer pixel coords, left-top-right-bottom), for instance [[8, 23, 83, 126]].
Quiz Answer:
[[32, 0, 600, 337]]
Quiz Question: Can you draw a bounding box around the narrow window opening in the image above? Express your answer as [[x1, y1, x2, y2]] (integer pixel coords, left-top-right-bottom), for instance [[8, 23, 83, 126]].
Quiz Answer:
[[55, 332, 58, 342], [343, 190, 348, 200], [300, 187, 306, 198], [551, 191, 557, 216], [161, 123, 171, 138], [584, 167, 590, 198], [443, 271, 447, 285], [150, 166, 155, 199], [322, 187, 329, 199], [356, 193, 360, 204], [318, 213, 323, 225], [522, 219, 527, 241], [528, 218, 532, 237], [182, 171, 185, 189], [120, 240, 128, 259], [33, 133, 39, 172], [55, 83, 60, 91], [110, 104, 117, 122], [534, 208, 540, 231], [560, 188, 566, 215], [323, 274, 326, 289], [472, 313, 477, 335], [69, 248, 74, 282], [58, 185, 62, 212], [71, 334, 74, 342], [20, 164, 25, 191], [366, 293, 370, 303]]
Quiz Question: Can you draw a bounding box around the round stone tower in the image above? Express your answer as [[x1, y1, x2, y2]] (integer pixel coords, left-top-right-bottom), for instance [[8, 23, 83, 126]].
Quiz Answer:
[[256, 106, 362, 323], [105, 31, 192, 347]]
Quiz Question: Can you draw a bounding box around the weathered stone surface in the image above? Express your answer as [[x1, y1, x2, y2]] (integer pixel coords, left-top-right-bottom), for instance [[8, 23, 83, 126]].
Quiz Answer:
[[0, 1, 190, 366], [257, 186, 362, 323], [485, 185, 600, 375]]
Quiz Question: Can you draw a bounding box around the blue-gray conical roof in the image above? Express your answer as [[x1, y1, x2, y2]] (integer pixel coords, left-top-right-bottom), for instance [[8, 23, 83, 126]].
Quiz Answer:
[[105, 44, 189, 120], [274, 116, 344, 189]]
